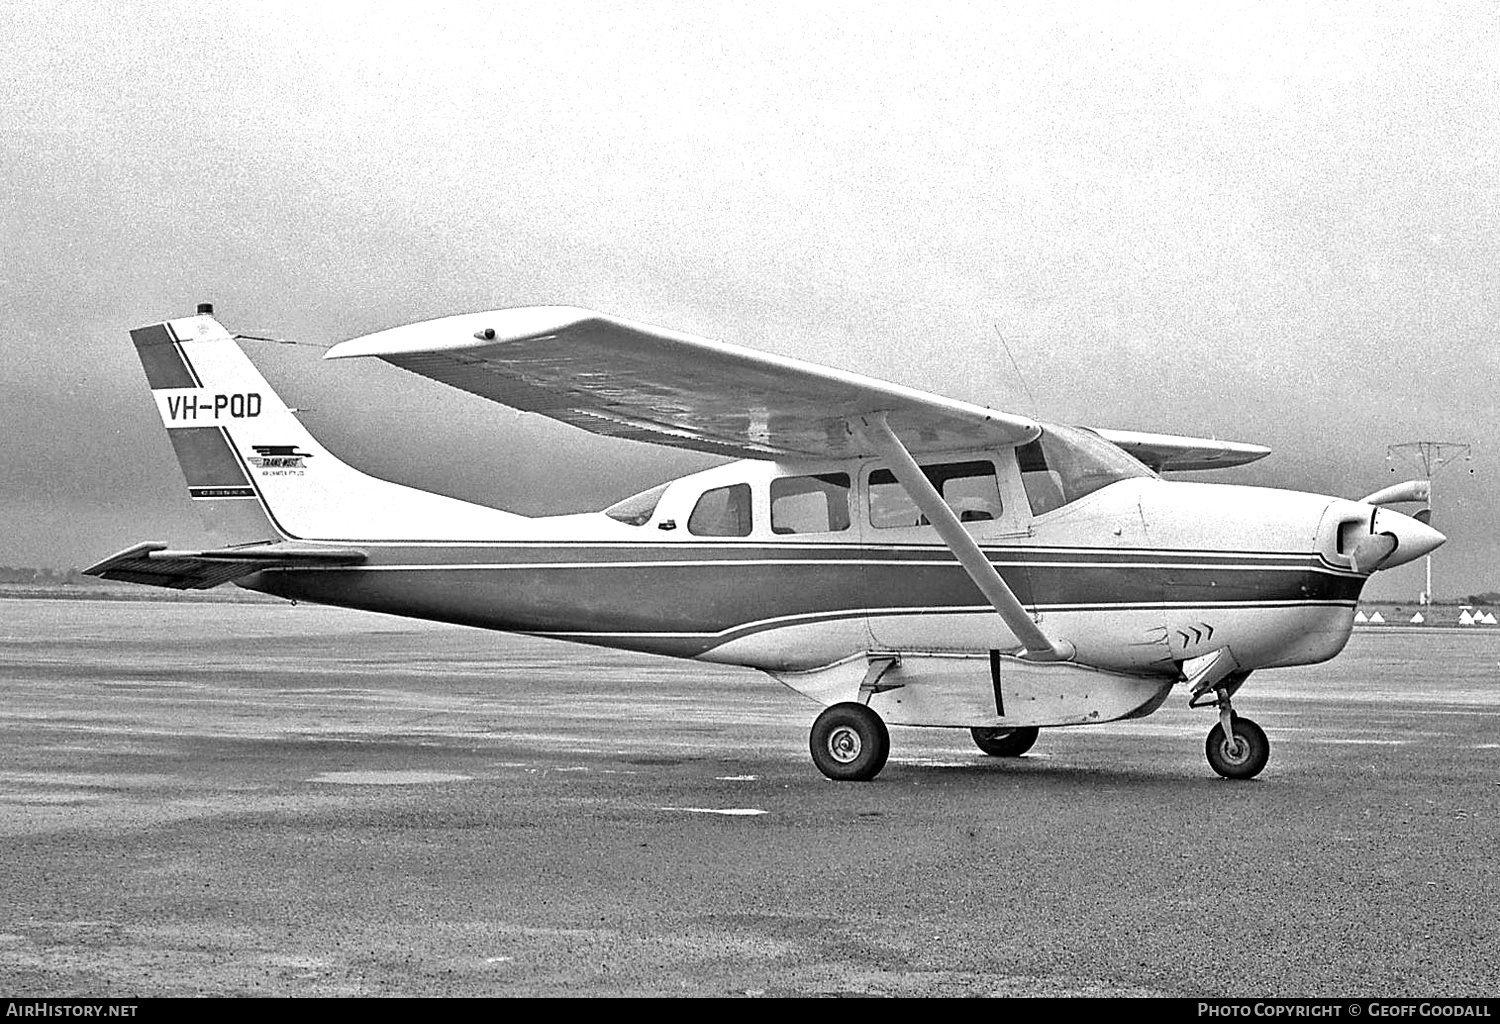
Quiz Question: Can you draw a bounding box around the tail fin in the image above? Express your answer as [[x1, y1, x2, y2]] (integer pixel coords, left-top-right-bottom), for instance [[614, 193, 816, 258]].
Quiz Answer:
[[131, 310, 525, 543]]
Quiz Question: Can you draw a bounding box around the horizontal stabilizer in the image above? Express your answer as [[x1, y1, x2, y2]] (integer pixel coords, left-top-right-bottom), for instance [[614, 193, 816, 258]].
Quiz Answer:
[[84, 541, 367, 590]]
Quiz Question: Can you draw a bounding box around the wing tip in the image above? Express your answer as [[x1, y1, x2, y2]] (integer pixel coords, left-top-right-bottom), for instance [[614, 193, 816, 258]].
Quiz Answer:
[[1089, 427, 1272, 472], [326, 306, 602, 360]]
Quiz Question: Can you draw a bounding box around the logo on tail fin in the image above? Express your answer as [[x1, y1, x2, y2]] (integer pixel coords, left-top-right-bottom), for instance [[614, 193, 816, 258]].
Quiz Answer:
[[248, 445, 314, 470]]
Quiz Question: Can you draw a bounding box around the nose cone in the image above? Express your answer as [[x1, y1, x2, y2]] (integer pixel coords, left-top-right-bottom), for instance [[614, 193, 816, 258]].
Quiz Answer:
[[1369, 506, 1446, 570]]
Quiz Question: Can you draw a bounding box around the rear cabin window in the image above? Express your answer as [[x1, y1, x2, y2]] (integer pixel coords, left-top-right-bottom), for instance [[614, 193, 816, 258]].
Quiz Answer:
[[687, 483, 753, 537], [771, 474, 851, 535], [868, 460, 1003, 529]]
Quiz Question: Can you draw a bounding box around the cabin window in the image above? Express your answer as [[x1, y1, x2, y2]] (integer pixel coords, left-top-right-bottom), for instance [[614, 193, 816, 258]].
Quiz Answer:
[[771, 473, 851, 535], [688, 483, 753, 537], [868, 460, 1003, 529], [604, 482, 670, 526], [1017, 425, 1153, 516]]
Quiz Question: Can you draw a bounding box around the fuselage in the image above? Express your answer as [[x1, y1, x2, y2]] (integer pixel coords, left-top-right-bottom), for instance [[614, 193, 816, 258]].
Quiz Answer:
[[126, 312, 1442, 686], [243, 456, 1401, 680]]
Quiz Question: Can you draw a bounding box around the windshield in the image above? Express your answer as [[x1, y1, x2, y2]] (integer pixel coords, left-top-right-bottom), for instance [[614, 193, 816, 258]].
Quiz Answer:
[[1016, 424, 1155, 516], [603, 482, 670, 526]]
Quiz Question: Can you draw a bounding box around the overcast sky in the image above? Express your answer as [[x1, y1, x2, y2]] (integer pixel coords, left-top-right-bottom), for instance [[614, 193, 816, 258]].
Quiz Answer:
[[2, 0, 1496, 601]]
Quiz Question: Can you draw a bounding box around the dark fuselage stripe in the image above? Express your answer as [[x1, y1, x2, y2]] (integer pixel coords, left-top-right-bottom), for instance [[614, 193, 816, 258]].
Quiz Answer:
[[248, 550, 1364, 660], [265, 556, 1361, 611]]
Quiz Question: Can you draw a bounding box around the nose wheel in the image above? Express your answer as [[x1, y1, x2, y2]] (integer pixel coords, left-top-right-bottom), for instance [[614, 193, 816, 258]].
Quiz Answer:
[[1205, 713, 1269, 779]]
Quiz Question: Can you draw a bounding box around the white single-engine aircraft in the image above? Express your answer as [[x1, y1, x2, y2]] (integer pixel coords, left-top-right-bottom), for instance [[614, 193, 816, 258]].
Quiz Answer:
[[88, 304, 1445, 782]]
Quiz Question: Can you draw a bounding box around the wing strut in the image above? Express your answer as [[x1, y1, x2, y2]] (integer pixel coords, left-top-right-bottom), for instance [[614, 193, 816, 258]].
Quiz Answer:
[[852, 413, 1074, 662]]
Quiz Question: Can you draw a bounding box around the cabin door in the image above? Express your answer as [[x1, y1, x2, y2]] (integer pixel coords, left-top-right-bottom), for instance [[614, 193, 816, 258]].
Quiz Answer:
[[859, 452, 1032, 652]]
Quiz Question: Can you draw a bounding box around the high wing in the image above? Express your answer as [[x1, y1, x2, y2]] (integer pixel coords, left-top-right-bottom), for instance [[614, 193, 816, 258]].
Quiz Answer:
[[326, 306, 1268, 469], [1088, 428, 1270, 472], [85, 542, 367, 590], [326, 307, 1039, 458]]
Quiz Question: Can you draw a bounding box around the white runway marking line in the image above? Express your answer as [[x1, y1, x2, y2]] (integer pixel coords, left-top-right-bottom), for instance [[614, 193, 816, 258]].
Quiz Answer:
[[656, 807, 768, 816], [892, 758, 982, 768], [714, 775, 759, 781], [1314, 738, 1412, 746], [307, 770, 473, 785], [492, 761, 641, 775]]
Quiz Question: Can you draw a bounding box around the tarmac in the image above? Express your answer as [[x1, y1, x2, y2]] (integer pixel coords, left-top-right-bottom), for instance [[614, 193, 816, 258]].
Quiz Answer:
[[0, 596, 1497, 997]]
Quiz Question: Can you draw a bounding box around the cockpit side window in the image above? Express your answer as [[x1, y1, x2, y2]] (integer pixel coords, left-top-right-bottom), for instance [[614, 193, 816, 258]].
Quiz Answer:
[[771, 473, 851, 534], [688, 483, 753, 537], [1017, 425, 1154, 516], [868, 460, 1003, 529]]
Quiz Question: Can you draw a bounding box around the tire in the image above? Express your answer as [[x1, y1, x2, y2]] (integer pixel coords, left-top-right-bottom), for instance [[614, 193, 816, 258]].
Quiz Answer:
[[809, 702, 890, 781], [970, 725, 1040, 758], [1205, 716, 1270, 780]]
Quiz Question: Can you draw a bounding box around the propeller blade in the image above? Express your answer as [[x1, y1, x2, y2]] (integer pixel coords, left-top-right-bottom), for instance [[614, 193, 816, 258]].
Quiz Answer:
[[1350, 532, 1398, 574], [1413, 507, 1433, 525], [1360, 480, 1430, 506]]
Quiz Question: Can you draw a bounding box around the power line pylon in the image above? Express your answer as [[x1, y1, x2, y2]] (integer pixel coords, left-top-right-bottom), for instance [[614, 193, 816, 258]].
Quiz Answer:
[[1386, 441, 1472, 604]]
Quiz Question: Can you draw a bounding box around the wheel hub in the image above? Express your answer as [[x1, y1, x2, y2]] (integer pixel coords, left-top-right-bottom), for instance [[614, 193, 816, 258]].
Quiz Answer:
[[1219, 735, 1249, 764], [827, 725, 862, 764]]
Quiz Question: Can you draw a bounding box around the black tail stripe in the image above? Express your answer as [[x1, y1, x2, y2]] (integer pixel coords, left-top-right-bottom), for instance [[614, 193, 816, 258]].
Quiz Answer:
[[162, 320, 204, 387], [168, 426, 250, 489], [129, 324, 197, 390]]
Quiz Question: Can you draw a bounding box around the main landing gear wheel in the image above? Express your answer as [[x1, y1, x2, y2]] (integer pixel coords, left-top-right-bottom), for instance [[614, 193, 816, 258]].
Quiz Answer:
[[1205, 715, 1269, 780], [970, 725, 1039, 758], [809, 702, 890, 781]]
